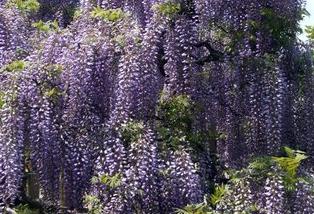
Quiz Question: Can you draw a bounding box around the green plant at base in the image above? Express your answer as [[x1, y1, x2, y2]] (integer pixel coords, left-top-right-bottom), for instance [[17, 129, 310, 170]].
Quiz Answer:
[[248, 156, 273, 174], [228, 147, 308, 191], [176, 147, 310, 213], [209, 184, 228, 206], [272, 147, 308, 191], [176, 196, 212, 214], [86, 173, 122, 213]]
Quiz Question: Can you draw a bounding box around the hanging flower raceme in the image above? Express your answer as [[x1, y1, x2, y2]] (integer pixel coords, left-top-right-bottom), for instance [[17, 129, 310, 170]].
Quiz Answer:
[[0, 7, 31, 67], [19, 33, 71, 205], [293, 178, 314, 214], [163, 149, 203, 210], [123, 126, 160, 213], [108, 12, 165, 125], [0, 72, 28, 208], [60, 43, 106, 209], [99, 0, 124, 9], [261, 173, 286, 214]]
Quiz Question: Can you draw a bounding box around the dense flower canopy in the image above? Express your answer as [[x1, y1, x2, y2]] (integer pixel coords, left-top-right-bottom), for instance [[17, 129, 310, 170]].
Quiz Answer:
[[0, 0, 313, 213]]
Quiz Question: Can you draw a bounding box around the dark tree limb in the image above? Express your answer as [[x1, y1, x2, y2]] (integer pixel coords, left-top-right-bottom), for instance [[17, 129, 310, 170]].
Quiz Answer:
[[192, 40, 226, 64]]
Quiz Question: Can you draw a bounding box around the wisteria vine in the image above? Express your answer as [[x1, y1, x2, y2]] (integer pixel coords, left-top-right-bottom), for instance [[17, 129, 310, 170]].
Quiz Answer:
[[0, 0, 313, 213]]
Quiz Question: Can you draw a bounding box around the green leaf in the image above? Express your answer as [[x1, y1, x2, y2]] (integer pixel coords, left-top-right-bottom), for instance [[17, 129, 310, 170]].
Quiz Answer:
[[305, 26, 314, 40], [0, 92, 5, 109], [73, 9, 82, 20], [210, 184, 228, 206], [45, 64, 63, 76], [157, 94, 194, 150], [300, 8, 310, 18], [272, 147, 308, 191], [283, 146, 294, 158]]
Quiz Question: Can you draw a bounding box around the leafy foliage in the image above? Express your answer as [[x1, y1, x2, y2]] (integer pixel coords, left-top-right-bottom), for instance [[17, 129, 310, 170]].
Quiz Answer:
[[120, 121, 145, 145], [7, 0, 40, 13], [32, 20, 59, 33], [209, 184, 228, 206], [176, 197, 212, 214], [92, 173, 122, 189], [178, 148, 313, 213], [305, 26, 314, 40], [272, 147, 308, 191], [84, 195, 103, 214], [259, 8, 298, 48], [153, 2, 181, 18], [14, 204, 39, 214], [91, 7, 125, 22], [1, 60, 27, 72], [157, 95, 193, 149]]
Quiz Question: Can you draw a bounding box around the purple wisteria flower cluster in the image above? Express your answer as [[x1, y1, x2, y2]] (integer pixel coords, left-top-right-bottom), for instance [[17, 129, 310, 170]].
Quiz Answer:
[[0, 0, 313, 213]]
